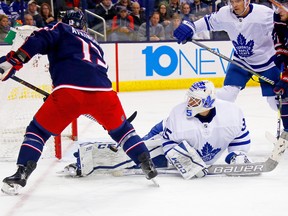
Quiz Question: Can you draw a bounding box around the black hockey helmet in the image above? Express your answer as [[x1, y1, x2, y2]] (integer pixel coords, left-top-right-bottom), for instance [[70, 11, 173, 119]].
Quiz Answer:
[[62, 10, 86, 30]]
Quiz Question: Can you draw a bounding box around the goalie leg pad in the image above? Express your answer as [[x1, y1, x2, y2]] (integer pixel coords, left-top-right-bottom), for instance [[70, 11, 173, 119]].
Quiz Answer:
[[69, 142, 94, 177], [166, 140, 207, 179]]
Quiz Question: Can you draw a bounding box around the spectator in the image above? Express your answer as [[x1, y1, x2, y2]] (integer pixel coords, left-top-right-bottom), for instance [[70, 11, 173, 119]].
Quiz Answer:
[[24, 13, 35, 26], [109, 6, 134, 41], [157, 1, 172, 28], [0, 14, 10, 43], [132, 0, 145, 8], [190, 0, 209, 21], [89, 0, 117, 35], [180, 2, 193, 22], [138, 11, 165, 41], [114, 0, 132, 11], [40, 3, 56, 27], [9, 0, 28, 26], [216, 0, 228, 11], [24, 0, 45, 28], [53, 0, 70, 20], [190, 0, 211, 39], [0, 1, 10, 16], [84, 0, 100, 10], [154, 0, 169, 9], [164, 12, 181, 40], [65, 0, 81, 10], [169, 0, 180, 14], [212, 0, 229, 40], [130, 1, 145, 30]]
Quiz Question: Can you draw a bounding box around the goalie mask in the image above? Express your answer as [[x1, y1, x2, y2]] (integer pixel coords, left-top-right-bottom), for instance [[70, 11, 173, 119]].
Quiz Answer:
[[62, 10, 86, 30], [186, 80, 216, 118]]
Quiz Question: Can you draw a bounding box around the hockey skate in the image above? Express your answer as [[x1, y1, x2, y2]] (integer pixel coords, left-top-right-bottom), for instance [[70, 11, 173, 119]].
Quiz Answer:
[[138, 152, 158, 180], [62, 163, 82, 177], [1, 160, 37, 195]]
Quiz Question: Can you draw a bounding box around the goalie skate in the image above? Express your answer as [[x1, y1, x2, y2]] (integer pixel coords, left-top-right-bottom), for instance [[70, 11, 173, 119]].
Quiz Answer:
[[57, 163, 82, 177]]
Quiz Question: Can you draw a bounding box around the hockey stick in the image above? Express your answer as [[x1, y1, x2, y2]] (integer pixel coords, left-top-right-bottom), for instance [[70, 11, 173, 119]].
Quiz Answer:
[[110, 132, 288, 177], [277, 96, 282, 139], [269, 0, 288, 12], [190, 39, 275, 85]]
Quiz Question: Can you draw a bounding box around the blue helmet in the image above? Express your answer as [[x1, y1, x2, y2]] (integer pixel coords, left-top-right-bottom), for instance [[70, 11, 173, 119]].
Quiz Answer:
[[62, 10, 86, 29]]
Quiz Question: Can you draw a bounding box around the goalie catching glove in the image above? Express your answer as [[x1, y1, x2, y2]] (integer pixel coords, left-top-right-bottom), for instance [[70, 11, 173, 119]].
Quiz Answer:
[[0, 50, 29, 81]]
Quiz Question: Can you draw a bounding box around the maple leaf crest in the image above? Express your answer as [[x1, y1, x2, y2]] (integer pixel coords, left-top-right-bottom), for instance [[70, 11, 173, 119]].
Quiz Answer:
[[232, 33, 254, 58], [197, 142, 221, 162]]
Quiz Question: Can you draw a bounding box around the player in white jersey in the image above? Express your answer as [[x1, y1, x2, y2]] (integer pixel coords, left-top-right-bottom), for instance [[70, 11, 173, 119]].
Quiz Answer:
[[173, 0, 280, 112], [143, 80, 252, 179]]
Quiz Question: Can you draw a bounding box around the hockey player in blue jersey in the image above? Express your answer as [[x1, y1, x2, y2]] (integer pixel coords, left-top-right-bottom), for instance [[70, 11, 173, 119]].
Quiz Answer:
[[173, 0, 281, 128], [272, 1, 288, 139], [0, 9, 157, 195]]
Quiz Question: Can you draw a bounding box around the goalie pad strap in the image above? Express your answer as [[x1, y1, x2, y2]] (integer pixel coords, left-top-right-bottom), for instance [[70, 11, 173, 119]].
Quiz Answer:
[[77, 143, 94, 176]]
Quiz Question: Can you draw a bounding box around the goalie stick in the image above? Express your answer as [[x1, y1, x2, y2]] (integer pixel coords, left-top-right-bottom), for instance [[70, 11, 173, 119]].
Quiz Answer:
[[190, 40, 275, 85], [102, 132, 288, 177]]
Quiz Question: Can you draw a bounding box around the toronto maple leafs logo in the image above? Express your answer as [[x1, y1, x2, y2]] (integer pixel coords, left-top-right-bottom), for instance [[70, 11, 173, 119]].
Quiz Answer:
[[197, 142, 221, 162], [190, 81, 206, 91], [232, 34, 254, 58], [202, 95, 215, 109]]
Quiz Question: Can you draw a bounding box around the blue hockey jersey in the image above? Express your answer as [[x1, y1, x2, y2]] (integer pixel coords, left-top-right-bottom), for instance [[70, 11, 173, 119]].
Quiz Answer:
[[19, 22, 112, 91]]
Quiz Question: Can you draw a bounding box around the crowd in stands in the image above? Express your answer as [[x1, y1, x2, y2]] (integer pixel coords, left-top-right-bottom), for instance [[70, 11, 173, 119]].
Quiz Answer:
[[0, 0, 275, 43]]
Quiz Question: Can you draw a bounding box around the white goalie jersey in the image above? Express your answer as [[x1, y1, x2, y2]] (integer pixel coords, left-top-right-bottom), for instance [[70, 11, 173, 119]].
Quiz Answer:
[[195, 4, 275, 72], [161, 99, 251, 165]]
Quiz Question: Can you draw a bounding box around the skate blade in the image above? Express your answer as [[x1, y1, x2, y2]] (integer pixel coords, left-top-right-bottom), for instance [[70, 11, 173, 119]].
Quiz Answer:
[[1, 182, 22, 195], [151, 178, 160, 187]]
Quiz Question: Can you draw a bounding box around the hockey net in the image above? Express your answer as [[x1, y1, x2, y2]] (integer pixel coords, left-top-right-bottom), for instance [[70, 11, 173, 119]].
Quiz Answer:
[[0, 26, 77, 161]]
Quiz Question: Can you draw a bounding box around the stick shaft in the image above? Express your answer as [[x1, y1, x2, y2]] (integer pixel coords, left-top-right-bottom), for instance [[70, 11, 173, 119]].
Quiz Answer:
[[191, 40, 275, 85], [269, 0, 288, 12]]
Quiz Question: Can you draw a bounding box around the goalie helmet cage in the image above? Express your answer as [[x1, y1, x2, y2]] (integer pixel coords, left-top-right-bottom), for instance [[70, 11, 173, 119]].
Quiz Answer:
[[0, 54, 78, 161]]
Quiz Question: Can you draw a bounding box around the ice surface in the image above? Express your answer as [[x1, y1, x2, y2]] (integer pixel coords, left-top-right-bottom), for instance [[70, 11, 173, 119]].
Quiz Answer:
[[1, 87, 287, 216]]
